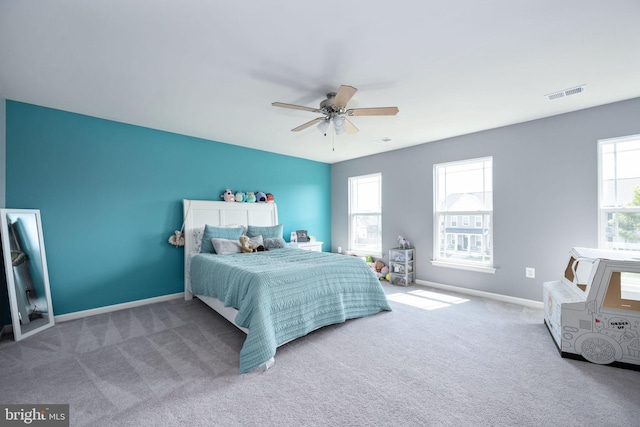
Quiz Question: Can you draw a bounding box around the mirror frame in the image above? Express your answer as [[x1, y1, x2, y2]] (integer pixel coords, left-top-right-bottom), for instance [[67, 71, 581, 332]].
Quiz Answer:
[[1, 208, 55, 340]]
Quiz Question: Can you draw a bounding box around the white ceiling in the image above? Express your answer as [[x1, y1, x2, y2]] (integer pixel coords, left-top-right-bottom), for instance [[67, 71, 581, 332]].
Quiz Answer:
[[1, 1, 639, 164]]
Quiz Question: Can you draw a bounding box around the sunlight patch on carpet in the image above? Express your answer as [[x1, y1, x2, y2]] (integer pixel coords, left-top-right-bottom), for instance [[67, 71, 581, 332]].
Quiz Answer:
[[387, 289, 469, 310]]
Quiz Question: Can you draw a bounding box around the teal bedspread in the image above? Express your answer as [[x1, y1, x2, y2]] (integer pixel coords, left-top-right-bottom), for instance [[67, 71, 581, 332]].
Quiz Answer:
[[190, 248, 391, 373]]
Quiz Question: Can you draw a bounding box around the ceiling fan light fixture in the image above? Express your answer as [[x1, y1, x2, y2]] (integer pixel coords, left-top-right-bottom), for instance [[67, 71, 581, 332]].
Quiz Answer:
[[333, 116, 345, 135], [317, 119, 330, 135]]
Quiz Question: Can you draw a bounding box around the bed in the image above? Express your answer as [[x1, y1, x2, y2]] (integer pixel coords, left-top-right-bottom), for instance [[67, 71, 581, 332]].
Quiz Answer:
[[182, 199, 391, 373]]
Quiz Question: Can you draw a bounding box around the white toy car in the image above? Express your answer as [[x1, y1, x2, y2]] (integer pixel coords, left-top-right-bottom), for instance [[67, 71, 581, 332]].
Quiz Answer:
[[543, 247, 640, 369]]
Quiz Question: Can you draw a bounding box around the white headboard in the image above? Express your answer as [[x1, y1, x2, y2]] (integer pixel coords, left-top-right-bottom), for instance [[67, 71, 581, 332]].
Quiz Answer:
[[182, 200, 278, 296]]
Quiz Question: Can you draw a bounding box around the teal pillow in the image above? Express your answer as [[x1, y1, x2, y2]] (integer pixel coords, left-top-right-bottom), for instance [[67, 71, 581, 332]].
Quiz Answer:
[[247, 224, 283, 239], [200, 225, 244, 253]]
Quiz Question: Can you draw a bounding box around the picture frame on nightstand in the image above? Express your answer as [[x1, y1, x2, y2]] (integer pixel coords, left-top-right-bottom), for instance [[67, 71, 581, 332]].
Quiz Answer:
[[296, 230, 309, 242]]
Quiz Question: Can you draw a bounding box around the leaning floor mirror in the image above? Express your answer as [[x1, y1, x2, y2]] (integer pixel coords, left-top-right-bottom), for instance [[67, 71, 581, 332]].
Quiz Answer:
[[1, 209, 54, 340]]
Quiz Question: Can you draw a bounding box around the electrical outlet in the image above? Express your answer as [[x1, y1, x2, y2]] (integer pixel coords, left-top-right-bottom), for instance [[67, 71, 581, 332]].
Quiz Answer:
[[525, 267, 535, 279]]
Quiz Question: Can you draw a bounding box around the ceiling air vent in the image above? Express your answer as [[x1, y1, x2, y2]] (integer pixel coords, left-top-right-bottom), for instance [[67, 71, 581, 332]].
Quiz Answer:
[[545, 85, 586, 101]]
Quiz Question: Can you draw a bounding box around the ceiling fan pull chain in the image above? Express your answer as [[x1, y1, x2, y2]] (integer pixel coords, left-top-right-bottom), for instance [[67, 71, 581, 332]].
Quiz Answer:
[[332, 129, 335, 152]]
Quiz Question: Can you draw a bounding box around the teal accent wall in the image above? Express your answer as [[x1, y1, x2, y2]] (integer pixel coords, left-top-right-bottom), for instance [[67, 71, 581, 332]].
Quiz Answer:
[[5, 101, 331, 315]]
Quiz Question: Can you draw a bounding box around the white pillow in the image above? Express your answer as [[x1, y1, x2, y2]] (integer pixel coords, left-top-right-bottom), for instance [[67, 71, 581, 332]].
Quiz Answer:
[[211, 238, 242, 255], [211, 235, 263, 255]]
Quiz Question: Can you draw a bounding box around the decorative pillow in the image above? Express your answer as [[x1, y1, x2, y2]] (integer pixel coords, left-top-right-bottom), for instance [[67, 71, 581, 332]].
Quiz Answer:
[[264, 237, 286, 250], [224, 223, 246, 234], [193, 227, 204, 253], [249, 235, 264, 247], [247, 224, 283, 239], [200, 225, 245, 253], [211, 238, 242, 255]]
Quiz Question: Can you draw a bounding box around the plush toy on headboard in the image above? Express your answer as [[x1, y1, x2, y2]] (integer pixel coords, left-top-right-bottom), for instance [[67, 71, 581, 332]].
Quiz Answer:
[[220, 189, 235, 202], [256, 191, 267, 203], [235, 191, 245, 202], [245, 192, 256, 203]]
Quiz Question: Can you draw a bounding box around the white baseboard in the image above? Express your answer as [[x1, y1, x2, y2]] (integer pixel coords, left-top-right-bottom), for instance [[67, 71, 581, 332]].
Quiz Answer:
[[54, 292, 184, 323], [415, 279, 543, 309]]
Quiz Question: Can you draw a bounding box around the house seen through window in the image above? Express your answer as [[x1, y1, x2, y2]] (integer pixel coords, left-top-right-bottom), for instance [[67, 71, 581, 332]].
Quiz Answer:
[[433, 157, 493, 271], [348, 173, 382, 256], [598, 134, 640, 252]]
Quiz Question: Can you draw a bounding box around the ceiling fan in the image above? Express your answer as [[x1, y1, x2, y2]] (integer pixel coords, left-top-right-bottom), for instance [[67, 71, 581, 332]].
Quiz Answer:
[[272, 85, 399, 135]]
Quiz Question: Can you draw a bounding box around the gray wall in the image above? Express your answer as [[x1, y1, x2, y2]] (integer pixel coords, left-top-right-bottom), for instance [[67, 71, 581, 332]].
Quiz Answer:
[[0, 97, 5, 207], [332, 97, 640, 302]]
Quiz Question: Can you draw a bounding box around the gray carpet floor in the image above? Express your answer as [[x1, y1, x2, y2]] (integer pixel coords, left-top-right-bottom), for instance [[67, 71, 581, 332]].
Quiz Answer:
[[1, 282, 639, 426]]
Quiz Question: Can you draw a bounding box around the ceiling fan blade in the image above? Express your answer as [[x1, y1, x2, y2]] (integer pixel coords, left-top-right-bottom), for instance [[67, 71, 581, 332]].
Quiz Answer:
[[346, 107, 399, 116], [334, 85, 357, 108], [291, 117, 324, 132], [343, 118, 359, 135], [272, 102, 321, 113]]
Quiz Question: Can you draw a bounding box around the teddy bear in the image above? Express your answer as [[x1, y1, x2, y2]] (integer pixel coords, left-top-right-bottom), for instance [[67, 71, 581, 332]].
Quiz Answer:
[[245, 192, 256, 203], [239, 235, 256, 253], [239, 235, 268, 253], [371, 260, 389, 280]]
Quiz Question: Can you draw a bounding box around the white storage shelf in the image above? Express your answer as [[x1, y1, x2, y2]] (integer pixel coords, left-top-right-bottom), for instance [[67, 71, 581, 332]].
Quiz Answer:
[[389, 248, 415, 286]]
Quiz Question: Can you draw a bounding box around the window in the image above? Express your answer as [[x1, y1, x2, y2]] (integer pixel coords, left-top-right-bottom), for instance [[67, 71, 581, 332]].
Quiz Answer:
[[433, 157, 494, 272], [348, 173, 382, 256], [598, 135, 640, 252]]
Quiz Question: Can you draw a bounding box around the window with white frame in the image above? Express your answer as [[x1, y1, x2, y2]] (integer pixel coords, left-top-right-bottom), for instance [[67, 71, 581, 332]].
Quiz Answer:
[[348, 173, 382, 256], [598, 135, 640, 252], [433, 157, 493, 271]]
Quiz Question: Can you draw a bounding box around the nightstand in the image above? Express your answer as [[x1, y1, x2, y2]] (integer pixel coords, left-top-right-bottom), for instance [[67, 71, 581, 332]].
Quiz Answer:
[[287, 241, 323, 252]]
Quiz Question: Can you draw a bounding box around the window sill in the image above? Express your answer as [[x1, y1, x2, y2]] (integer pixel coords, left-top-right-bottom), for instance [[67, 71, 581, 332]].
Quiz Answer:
[[431, 260, 497, 274], [347, 250, 383, 259]]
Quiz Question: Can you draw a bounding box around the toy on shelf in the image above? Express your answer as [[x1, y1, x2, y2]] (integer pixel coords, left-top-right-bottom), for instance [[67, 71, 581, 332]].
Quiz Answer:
[[235, 191, 245, 202], [397, 235, 411, 249], [256, 191, 267, 203], [245, 192, 256, 203], [220, 189, 235, 202], [266, 193, 275, 203]]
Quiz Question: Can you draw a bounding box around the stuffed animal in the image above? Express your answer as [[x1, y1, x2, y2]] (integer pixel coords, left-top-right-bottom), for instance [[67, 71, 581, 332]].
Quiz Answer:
[[235, 191, 245, 202], [239, 235, 256, 253], [380, 266, 389, 280], [368, 260, 388, 280], [168, 230, 185, 247], [245, 192, 256, 203], [374, 260, 385, 273], [220, 189, 235, 202], [256, 191, 267, 203], [266, 193, 275, 203]]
